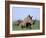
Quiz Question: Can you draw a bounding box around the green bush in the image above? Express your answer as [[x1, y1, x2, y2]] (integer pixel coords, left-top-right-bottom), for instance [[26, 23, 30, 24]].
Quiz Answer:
[[12, 20, 40, 31]]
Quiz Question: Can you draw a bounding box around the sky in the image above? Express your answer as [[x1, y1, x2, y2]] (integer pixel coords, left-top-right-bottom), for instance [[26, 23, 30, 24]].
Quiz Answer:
[[12, 7, 40, 21]]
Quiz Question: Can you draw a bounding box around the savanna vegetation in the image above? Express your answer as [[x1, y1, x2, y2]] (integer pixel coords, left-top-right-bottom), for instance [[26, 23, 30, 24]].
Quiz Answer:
[[12, 20, 40, 31]]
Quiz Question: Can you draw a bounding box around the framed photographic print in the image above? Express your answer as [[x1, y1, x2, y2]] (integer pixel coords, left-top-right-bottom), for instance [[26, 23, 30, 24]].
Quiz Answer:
[[5, 1, 45, 37]]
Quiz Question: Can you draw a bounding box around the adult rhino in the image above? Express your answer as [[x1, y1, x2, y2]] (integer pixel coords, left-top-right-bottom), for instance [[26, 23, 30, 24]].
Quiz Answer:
[[19, 15, 36, 29]]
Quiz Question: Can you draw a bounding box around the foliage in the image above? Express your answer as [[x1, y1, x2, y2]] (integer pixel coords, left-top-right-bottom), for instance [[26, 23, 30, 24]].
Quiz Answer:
[[12, 20, 40, 31]]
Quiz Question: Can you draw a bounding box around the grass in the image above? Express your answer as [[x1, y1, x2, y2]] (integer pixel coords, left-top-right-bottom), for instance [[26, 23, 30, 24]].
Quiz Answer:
[[32, 20, 40, 30], [12, 20, 40, 31]]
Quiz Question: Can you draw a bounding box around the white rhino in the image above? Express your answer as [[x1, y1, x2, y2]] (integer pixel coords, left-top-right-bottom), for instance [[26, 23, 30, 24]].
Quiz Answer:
[[19, 15, 34, 28]]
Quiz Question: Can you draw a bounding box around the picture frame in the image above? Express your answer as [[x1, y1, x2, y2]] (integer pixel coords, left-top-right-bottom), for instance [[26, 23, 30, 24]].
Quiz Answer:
[[5, 1, 45, 37]]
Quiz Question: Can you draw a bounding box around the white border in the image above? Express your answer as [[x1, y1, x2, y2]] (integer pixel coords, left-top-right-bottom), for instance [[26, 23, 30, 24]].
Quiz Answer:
[[10, 4, 43, 34]]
